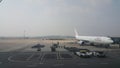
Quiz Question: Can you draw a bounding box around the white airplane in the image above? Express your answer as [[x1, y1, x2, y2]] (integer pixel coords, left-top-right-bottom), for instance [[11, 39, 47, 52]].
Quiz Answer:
[[74, 29, 114, 46]]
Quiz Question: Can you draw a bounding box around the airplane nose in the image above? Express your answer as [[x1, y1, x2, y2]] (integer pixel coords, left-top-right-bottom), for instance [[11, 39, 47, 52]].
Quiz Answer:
[[110, 40, 114, 43]]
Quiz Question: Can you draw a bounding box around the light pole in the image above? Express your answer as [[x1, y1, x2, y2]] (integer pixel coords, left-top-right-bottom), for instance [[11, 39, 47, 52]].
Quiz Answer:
[[24, 30, 26, 39]]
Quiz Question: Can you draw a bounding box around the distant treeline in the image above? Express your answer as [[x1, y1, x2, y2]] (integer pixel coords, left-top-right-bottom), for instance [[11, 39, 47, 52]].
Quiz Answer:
[[0, 36, 120, 43], [0, 36, 75, 39]]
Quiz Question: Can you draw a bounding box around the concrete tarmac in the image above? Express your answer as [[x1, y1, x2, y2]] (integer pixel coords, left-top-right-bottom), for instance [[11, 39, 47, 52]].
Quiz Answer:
[[0, 39, 120, 68]]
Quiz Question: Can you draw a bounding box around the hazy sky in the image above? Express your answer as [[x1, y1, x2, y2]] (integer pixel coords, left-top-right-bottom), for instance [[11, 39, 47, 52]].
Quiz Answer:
[[0, 0, 120, 37]]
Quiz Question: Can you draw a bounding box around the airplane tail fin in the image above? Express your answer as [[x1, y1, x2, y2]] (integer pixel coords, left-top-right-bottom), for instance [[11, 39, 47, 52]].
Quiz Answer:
[[74, 28, 79, 37]]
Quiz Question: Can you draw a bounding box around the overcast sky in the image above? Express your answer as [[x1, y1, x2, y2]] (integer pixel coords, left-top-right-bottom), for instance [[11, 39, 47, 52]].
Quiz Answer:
[[0, 0, 120, 37]]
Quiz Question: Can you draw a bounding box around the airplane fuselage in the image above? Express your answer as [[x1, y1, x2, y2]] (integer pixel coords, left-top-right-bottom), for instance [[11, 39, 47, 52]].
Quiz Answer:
[[76, 35, 113, 45]]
